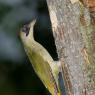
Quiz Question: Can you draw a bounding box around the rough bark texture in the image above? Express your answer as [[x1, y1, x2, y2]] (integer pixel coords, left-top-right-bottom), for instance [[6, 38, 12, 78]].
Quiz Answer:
[[46, 0, 95, 95]]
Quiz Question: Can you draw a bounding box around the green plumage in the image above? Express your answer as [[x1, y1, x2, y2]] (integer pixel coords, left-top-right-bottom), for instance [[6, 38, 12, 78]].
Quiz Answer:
[[20, 20, 61, 95]]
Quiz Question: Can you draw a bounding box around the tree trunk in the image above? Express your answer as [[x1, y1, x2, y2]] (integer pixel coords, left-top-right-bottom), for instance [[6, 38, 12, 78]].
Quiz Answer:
[[46, 0, 95, 95]]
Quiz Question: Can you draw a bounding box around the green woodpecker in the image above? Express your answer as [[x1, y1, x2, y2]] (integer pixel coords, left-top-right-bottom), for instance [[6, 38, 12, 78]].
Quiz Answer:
[[20, 20, 62, 95]]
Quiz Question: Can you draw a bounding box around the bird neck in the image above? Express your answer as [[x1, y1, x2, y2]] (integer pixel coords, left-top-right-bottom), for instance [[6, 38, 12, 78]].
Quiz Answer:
[[28, 27, 35, 42]]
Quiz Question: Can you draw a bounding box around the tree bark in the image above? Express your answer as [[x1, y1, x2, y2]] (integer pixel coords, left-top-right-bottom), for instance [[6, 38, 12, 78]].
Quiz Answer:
[[46, 0, 95, 95]]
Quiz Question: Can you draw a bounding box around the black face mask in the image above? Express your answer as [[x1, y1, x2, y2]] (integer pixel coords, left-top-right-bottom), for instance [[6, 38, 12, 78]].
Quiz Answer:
[[22, 24, 30, 36]]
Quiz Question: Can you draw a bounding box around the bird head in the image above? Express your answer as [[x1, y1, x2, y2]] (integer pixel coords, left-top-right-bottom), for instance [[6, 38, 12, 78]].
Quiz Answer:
[[20, 19, 36, 44]]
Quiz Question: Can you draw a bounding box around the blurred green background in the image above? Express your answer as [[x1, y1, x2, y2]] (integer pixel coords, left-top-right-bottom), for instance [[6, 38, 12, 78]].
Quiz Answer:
[[0, 0, 58, 95]]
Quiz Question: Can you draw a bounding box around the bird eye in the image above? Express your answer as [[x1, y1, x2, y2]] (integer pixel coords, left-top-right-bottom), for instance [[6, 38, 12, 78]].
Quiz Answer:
[[21, 24, 30, 36]]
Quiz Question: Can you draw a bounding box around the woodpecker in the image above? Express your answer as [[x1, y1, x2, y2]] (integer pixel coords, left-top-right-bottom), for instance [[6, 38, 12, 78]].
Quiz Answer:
[[20, 20, 63, 95]]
